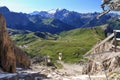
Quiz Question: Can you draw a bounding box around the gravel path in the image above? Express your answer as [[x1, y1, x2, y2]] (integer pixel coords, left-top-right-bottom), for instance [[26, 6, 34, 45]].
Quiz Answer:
[[57, 61, 82, 75], [20, 61, 106, 80], [0, 62, 106, 80]]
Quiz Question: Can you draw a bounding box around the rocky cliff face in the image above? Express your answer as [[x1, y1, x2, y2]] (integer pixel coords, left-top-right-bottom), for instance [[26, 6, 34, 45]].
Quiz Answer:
[[0, 14, 16, 73], [0, 14, 30, 73]]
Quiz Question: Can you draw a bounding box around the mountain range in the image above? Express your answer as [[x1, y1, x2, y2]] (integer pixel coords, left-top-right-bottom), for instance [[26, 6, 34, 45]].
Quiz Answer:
[[2, 6, 119, 64], [0, 6, 120, 34]]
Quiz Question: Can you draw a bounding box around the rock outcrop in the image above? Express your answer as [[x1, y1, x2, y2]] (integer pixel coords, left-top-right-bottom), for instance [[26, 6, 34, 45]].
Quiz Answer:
[[0, 72, 47, 80], [14, 46, 30, 69], [0, 14, 16, 73], [82, 52, 120, 75], [0, 14, 30, 73]]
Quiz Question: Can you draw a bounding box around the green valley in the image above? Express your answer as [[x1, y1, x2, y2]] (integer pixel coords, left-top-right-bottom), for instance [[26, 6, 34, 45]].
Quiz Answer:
[[10, 26, 105, 63]]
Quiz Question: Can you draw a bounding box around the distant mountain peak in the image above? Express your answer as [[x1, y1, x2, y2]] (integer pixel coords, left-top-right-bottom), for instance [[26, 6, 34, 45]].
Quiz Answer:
[[58, 8, 68, 11], [29, 8, 69, 16], [47, 9, 59, 14], [47, 8, 68, 14], [0, 6, 10, 12], [30, 11, 40, 15]]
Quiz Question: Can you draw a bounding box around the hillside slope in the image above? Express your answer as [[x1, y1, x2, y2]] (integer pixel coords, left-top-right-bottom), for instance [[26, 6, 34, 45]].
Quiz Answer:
[[10, 26, 105, 63]]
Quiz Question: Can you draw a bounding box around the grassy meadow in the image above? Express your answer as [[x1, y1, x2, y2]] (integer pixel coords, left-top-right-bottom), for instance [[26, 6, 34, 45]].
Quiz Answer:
[[10, 26, 105, 63]]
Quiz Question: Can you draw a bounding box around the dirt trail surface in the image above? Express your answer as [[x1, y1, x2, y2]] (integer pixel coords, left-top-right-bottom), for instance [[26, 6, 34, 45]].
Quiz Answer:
[[58, 61, 83, 75], [0, 61, 106, 80], [22, 61, 106, 80]]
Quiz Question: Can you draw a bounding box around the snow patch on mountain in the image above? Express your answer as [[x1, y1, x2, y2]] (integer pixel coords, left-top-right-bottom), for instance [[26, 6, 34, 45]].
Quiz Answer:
[[30, 11, 40, 15], [47, 9, 57, 14]]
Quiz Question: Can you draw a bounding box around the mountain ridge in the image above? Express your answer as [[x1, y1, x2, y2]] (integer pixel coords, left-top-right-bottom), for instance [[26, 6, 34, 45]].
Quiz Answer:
[[0, 6, 119, 34]]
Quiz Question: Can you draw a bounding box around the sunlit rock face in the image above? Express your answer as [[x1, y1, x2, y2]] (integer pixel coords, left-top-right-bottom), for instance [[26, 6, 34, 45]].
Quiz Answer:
[[82, 52, 120, 75], [0, 14, 30, 73]]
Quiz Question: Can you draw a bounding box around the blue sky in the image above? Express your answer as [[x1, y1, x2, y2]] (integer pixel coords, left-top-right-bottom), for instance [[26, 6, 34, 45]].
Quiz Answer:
[[0, 0, 102, 13]]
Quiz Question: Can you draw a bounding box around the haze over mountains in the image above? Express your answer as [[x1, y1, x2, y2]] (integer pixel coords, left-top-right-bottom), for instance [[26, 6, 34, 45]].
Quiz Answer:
[[0, 6, 120, 34]]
